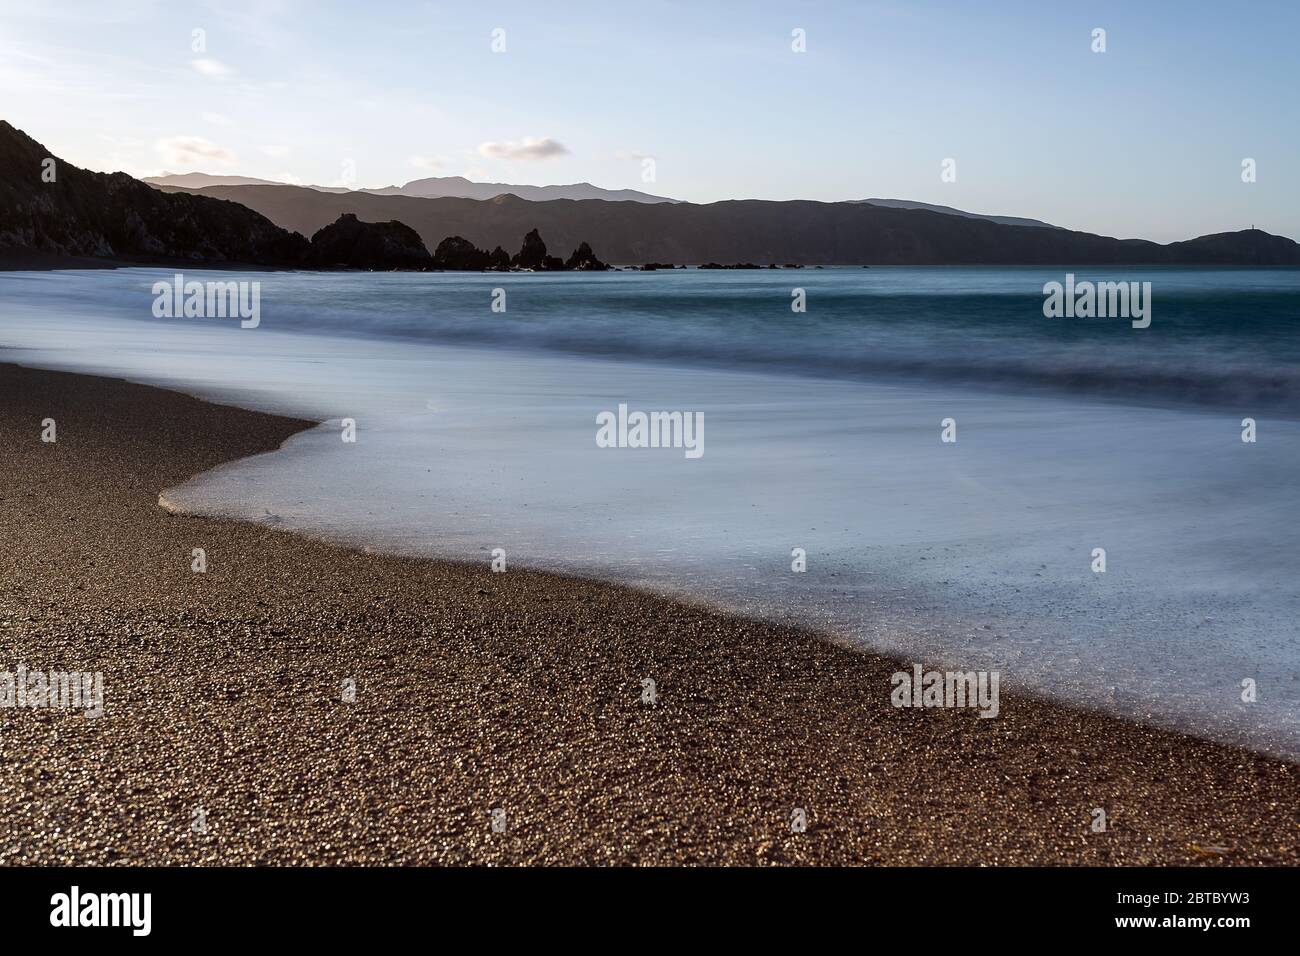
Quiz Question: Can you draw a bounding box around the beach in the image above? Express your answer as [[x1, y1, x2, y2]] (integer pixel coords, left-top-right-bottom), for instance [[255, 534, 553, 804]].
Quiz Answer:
[[0, 361, 1295, 866], [7, 267, 1300, 761]]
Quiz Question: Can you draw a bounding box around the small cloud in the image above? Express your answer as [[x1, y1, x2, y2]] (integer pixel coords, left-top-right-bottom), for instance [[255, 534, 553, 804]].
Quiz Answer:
[[464, 166, 490, 180], [260, 145, 290, 158], [202, 112, 234, 127], [191, 58, 231, 77], [477, 137, 568, 161], [155, 135, 236, 168], [409, 155, 445, 172], [615, 150, 650, 161]]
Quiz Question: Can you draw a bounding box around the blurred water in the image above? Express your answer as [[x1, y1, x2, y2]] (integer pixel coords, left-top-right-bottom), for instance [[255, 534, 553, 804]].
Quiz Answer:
[[4, 266, 1300, 408], [2, 267, 1298, 758]]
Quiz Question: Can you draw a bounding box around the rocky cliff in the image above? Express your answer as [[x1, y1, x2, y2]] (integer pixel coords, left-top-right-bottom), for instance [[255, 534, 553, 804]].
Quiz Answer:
[[0, 121, 308, 265]]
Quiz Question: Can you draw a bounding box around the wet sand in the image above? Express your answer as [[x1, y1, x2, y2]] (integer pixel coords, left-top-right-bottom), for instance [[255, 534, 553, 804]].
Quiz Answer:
[[0, 361, 1294, 865]]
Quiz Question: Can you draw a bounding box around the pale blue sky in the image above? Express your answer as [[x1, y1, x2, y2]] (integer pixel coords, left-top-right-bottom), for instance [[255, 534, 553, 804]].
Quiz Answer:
[[1, 0, 1295, 241]]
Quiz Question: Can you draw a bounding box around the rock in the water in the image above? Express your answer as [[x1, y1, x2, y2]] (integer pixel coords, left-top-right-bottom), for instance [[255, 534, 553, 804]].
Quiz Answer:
[[565, 241, 609, 271], [431, 235, 491, 270], [426, 228, 609, 272], [511, 228, 549, 270], [303, 213, 431, 270]]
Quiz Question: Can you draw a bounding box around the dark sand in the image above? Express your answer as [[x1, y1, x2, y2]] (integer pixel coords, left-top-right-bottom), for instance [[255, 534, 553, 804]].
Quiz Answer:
[[0, 252, 125, 271], [0, 362, 1295, 865], [0, 252, 292, 272]]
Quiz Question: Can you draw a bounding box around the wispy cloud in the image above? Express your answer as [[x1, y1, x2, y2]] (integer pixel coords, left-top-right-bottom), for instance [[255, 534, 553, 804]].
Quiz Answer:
[[202, 111, 234, 126], [409, 155, 445, 172], [155, 135, 236, 168], [190, 58, 231, 77], [477, 137, 567, 161], [615, 150, 650, 161], [260, 144, 290, 157]]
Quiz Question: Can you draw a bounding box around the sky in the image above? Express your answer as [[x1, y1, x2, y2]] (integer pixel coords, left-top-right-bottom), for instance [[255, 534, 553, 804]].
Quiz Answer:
[[1, 0, 1296, 242]]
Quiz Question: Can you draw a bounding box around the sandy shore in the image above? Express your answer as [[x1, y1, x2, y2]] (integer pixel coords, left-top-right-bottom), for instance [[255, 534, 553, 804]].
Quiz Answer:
[[0, 252, 295, 272], [0, 361, 1294, 865]]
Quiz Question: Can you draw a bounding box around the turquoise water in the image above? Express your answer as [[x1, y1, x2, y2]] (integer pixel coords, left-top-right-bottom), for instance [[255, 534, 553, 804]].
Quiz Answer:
[[6, 266, 1299, 408], [2, 266, 1298, 758]]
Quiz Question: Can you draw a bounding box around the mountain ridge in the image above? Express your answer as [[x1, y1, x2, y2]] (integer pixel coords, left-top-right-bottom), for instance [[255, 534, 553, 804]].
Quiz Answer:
[[6, 122, 1297, 269], [145, 171, 677, 204], [858, 198, 1062, 230], [0, 122, 617, 271], [154, 181, 1300, 267]]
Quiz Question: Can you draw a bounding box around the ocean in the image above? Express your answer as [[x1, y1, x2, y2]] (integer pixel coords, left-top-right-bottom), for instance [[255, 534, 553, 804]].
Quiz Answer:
[[2, 265, 1298, 757]]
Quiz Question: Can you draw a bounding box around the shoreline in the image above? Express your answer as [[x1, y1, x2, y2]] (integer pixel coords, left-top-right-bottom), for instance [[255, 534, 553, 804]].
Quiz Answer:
[[6, 253, 1300, 274], [0, 252, 310, 273], [0, 361, 1295, 865]]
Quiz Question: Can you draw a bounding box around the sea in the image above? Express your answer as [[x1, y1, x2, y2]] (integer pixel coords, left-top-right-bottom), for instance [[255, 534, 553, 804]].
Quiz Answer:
[[2, 265, 1298, 757]]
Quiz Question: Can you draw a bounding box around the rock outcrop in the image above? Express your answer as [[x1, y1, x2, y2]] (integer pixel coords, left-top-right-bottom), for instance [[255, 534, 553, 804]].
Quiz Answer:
[[565, 241, 609, 271], [302, 213, 432, 270], [511, 228, 550, 270], [0, 120, 309, 265], [431, 235, 491, 270], [509, 229, 606, 271], [428, 231, 613, 272]]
